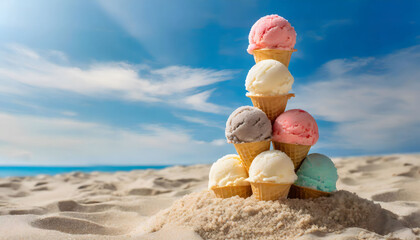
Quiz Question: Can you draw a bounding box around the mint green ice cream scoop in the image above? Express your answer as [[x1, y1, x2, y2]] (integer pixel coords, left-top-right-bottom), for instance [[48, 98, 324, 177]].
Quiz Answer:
[[294, 153, 338, 192]]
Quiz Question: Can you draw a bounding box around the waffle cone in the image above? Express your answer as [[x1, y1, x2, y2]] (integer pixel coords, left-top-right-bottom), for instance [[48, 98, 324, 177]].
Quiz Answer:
[[248, 94, 295, 122], [234, 141, 271, 171], [272, 142, 311, 170], [250, 182, 291, 201], [252, 49, 297, 67], [212, 185, 252, 199], [288, 184, 330, 199]]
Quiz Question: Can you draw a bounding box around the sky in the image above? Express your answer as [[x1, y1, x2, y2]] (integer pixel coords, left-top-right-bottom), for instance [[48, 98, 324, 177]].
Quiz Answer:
[[0, 0, 419, 166]]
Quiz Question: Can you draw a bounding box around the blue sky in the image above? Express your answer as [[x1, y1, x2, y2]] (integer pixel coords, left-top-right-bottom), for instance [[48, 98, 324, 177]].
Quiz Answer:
[[0, 0, 419, 165]]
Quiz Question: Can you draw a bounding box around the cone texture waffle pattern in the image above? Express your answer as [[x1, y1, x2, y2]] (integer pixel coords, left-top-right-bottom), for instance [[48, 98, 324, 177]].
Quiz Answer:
[[252, 49, 296, 67], [288, 184, 330, 199], [272, 142, 311, 170], [212, 185, 252, 199], [248, 93, 295, 122], [250, 182, 291, 201], [234, 141, 271, 171]]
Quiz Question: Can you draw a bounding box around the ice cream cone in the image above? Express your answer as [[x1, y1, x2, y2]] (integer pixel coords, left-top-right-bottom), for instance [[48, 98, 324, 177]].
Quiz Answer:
[[212, 185, 252, 199], [252, 49, 297, 67], [288, 184, 330, 199], [250, 182, 291, 201], [272, 142, 311, 170], [234, 141, 271, 171], [248, 93, 295, 122]]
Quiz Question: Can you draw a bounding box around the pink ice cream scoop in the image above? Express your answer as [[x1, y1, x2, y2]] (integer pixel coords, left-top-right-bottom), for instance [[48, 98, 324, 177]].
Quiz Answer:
[[247, 15, 297, 54], [272, 109, 319, 146]]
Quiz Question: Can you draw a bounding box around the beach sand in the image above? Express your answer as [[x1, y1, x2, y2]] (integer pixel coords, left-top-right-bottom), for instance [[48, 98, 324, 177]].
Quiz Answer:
[[0, 154, 419, 239]]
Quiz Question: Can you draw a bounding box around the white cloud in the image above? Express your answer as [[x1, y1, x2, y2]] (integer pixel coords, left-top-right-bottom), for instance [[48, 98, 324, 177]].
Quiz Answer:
[[0, 146, 32, 161], [46, 50, 68, 62], [289, 45, 420, 152], [0, 112, 232, 165], [210, 139, 227, 146], [96, 1, 258, 63], [60, 111, 78, 117], [0, 44, 235, 113], [321, 19, 352, 29], [321, 57, 373, 76], [305, 19, 352, 41], [175, 114, 225, 130], [179, 90, 231, 114]]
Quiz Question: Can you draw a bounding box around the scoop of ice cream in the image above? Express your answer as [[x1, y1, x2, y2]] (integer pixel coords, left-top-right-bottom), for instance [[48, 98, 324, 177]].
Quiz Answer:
[[295, 153, 338, 192], [273, 109, 319, 146], [247, 14, 296, 54], [225, 106, 272, 144], [246, 150, 297, 184], [245, 59, 294, 96], [208, 154, 250, 189]]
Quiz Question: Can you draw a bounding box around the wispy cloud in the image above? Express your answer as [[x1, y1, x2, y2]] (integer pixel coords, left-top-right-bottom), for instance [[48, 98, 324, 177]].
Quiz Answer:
[[305, 19, 352, 41], [210, 139, 227, 146], [178, 90, 231, 114], [0, 111, 232, 165], [0, 44, 235, 114], [175, 114, 225, 130], [60, 111, 78, 117], [321, 19, 352, 29], [96, 1, 258, 63], [0, 99, 77, 118], [289, 45, 420, 152]]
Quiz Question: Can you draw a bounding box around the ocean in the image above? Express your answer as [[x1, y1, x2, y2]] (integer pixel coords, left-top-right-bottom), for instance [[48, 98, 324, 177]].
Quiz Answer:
[[0, 165, 171, 178]]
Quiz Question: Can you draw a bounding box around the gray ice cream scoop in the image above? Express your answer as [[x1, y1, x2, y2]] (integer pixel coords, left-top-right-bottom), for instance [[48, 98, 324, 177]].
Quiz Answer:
[[225, 106, 272, 144]]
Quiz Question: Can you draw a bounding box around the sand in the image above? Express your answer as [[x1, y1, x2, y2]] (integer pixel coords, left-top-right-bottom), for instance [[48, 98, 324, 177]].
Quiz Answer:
[[0, 154, 419, 239]]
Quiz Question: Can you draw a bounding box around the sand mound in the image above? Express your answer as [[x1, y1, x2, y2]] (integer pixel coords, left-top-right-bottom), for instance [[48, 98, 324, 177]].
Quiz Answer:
[[147, 190, 411, 240]]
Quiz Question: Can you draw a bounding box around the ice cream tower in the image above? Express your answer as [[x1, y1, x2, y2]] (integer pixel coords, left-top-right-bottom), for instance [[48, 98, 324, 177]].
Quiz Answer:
[[208, 15, 338, 201]]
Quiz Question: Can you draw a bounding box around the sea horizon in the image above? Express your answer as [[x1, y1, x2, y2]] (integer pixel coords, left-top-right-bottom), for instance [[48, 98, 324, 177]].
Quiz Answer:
[[2, 152, 419, 178], [0, 165, 172, 178]]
